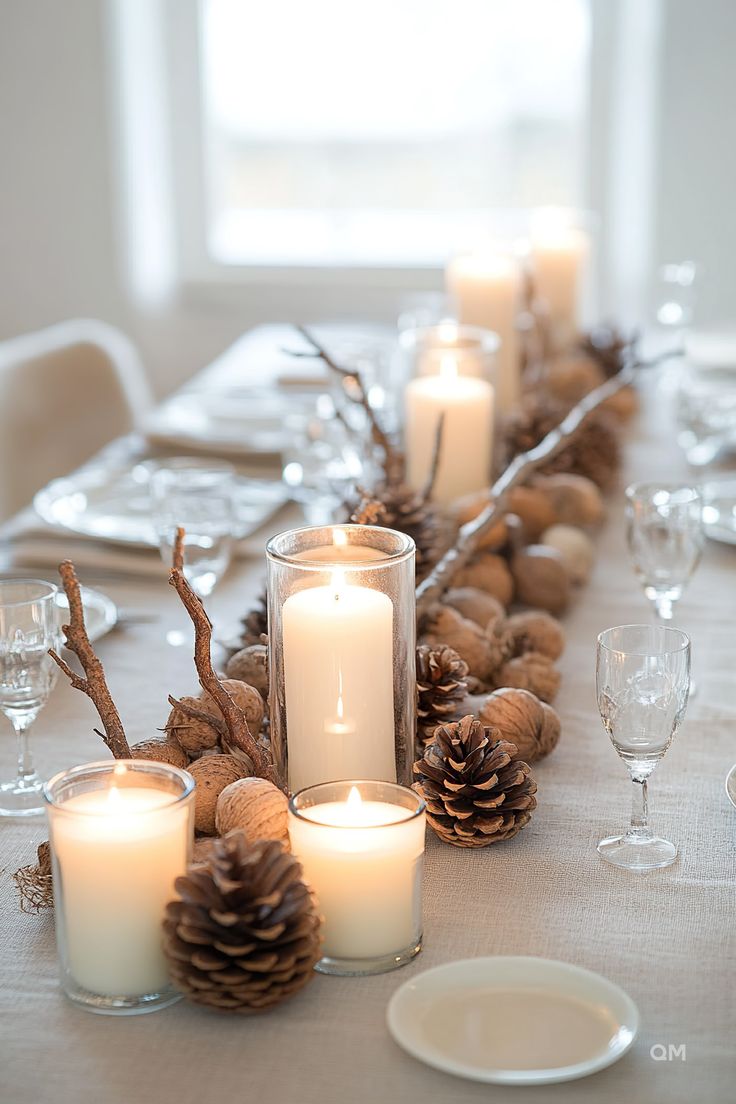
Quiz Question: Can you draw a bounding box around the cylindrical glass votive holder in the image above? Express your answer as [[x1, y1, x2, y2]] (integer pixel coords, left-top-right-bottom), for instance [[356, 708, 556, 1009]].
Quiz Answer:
[[398, 321, 500, 384], [267, 525, 416, 794], [44, 759, 195, 1015], [289, 780, 426, 975]]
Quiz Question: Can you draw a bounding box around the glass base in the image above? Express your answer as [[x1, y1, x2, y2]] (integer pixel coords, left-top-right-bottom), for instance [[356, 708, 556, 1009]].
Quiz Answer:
[[63, 981, 182, 1016], [0, 773, 45, 817], [315, 936, 422, 977], [598, 832, 678, 872]]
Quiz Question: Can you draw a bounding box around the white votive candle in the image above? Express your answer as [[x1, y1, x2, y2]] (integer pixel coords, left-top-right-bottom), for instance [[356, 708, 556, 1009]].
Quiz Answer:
[[405, 354, 494, 504], [46, 762, 193, 1003], [446, 253, 522, 412], [289, 782, 426, 972], [529, 209, 590, 346]]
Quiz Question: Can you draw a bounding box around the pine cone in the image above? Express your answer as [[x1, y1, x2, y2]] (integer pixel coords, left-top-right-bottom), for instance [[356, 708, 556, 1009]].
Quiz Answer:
[[163, 832, 322, 1012], [416, 644, 469, 745], [502, 397, 621, 491], [350, 484, 449, 582], [413, 716, 537, 848], [240, 589, 268, 648], [579, 326, 633, 379]]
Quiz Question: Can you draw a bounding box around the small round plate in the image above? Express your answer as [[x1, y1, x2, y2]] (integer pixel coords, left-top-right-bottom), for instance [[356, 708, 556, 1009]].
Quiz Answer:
[[725, 764, 736, 809], [387, 956, 639, 1086], [55, 587, 118, 644]]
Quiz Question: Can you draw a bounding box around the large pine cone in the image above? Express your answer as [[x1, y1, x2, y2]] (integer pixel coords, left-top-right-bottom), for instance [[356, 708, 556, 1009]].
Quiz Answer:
[[413, 716, 537, 848], [416, 644, 469, 745], [163, 831, 321, 1012], [350, 484, 450, 582], [501, 399, 621, 490]]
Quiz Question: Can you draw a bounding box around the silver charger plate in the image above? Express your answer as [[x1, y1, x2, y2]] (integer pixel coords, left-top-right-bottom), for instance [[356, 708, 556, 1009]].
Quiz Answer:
[[34, 468, 288, 549], [701, 478, 736, 545], [55, 587, 118, 643], [387, 956, 639, 1086]]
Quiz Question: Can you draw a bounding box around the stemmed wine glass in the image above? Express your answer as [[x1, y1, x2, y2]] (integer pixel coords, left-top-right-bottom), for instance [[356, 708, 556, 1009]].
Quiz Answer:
[[625, 482, 703, 691], [596, 624, 690, 871], [0, 580, 61, 816]]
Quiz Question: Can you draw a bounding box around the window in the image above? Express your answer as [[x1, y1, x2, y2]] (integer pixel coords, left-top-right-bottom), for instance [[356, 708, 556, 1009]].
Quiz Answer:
[[195, 0, 590, 269]]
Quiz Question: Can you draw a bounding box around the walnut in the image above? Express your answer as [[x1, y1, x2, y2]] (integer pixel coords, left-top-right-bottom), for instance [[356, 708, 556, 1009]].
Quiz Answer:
[[494, 652, 561, 703], [478, 687, 561, 762], [546, 354, 605, 403], [506, 610, 565, 660], [511, 546, 570, 615], [541, 524, 595, 584], [189, 755, 248, 835], [505, 486, 557, 542], [165, 696, 220, 755], [130, 738, 189, 770], [215, 777, 289, 848], [225, 645, 269, 701], [531, 473, 604, 527], [200, 679, 264, 735], [422, 605, 497, 683], [444, 587, 506, 628], [452, 552, 514, 607], [452, 492, 509, 551]]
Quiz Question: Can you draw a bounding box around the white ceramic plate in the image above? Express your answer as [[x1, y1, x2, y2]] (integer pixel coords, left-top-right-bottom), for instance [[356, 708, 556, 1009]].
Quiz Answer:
[[725, 764, 736, 809], [702, 479, 736, 546], [34, 468, 288, 549], [387, 956, 639, 1086], [55, 587, 118, 644]]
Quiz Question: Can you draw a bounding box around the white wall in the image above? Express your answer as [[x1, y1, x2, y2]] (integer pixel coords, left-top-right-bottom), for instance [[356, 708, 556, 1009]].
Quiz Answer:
[[0, 0, 734, 401]]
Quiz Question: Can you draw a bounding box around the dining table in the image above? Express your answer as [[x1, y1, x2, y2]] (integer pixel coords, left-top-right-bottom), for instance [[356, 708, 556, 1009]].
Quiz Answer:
[[0, 326, 733, 1104]]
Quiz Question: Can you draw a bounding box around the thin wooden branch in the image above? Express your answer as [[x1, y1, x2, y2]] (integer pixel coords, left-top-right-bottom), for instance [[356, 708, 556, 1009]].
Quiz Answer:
[[168, 566, 278, 786], [420, 412, 446, 504], [49, 560, 131, 758], [173, 525, 185, 572], [164, 693, 228, 741], [295, 325, 404, 483], [416, 363, 635, 619]]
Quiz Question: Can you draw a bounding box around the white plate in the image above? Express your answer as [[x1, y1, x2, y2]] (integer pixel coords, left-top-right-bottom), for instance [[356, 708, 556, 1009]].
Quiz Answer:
[[55, 587, 118, 644], [34, 468, 288, 549], [725, 764, 736, 809], [387, 956, 639, 1086], [702, 478, 736, 546]]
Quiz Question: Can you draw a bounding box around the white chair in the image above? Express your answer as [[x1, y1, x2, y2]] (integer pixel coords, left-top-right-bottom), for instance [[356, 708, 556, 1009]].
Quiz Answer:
[[0, 319, 152, 521]]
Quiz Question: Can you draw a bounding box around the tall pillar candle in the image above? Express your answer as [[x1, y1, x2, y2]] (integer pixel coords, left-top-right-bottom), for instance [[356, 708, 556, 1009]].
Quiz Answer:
[[404, 355, 494, 505], [44, 760, 194, 1013], [446, 253, 522, 413], [529, 210, 590, 349]]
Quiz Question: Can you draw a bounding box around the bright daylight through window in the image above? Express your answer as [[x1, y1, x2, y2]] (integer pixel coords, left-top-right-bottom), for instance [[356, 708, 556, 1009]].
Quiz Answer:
[[200, 0, 590, 267]]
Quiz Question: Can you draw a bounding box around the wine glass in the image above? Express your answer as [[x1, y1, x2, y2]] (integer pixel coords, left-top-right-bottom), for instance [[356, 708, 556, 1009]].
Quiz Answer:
[[596, 624, 690, 871], [0, 580, 61, 816]]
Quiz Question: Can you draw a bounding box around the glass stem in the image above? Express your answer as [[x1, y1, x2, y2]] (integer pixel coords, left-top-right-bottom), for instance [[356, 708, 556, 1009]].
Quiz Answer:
[[14, 717, 35, 782], [654, 595, 674, 621], [629, 777, 650, 839]]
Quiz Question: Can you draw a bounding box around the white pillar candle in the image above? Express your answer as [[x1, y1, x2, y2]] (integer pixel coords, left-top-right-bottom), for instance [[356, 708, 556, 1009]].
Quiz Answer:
[[283, 556, 396, 793], [446, 253, 522, 413], [404, 355, 494, 505], [289, 785, 425, 962], [50, 780, 191, 997], [529, 210, 590, 347]]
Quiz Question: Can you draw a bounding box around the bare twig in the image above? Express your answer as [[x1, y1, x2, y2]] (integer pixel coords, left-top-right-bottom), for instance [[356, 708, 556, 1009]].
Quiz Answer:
[[168, 566, 278, 786], [49, 560, 131, 758], [294, 325, 404, 483], [420, 411, 446, 504], [173, 525, 185, 573], [164, 693, 228, 741], [416, 363, 636, 619]]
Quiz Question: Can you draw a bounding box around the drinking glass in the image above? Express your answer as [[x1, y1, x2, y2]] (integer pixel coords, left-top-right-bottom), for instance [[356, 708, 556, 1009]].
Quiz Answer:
[[149, 460, 235, 599], [625, 483, 704, 623], [596, 624, 690, 871], [0, 580, 61, 816]]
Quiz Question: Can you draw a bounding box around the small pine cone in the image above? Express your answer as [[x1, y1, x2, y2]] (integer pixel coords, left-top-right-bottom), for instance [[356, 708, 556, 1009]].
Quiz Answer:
[[416, 644, 469, 744], [240, 590, 268, 647], [163, 832, 322, 1013], [413, 715, 537, 848], [540, 412, 621, 491], [579, 326, 632, 379], [350, 484, 449, 582]]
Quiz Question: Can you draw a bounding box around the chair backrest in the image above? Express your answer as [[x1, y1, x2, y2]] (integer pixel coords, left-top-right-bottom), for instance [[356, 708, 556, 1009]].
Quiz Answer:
[[0, 319, 152, 521]]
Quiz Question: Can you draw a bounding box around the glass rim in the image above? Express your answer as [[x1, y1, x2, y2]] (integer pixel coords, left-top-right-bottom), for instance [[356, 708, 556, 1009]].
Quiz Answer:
[[0, 578, 58, 607], [288, 779, 426, 828], [398, 321, 500, 354], [140, 456, 236, 476], [43, 759, 195, 816], [266, 524, 415, 570], [625, 481, 702, 503], [597, 624, 690, 657]]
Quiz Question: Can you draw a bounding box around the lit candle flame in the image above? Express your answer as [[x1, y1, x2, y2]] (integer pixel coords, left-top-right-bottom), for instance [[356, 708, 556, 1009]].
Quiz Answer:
[[437, 322, 458, 345], [439, 354, 458, 381], [333, 528, 348, 548], [347, 786, 362, 814]]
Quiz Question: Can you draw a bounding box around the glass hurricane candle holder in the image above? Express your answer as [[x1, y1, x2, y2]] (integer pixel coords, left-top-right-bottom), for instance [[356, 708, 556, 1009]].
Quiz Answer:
[[267, 524, 416, 795], [398, 321, 500, 384], [289, 780, 426, 975], [44, 759, 195, 1015]]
